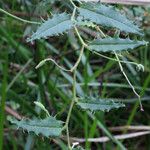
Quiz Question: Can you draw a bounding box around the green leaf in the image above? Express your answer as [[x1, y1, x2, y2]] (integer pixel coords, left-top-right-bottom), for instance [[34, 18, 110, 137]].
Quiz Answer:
[[27, 13, 73, 42], [77, 96, 125, 112], [78, 3, 143, 35], [10, 116, 63, 137], [88, 37, 147, 52]]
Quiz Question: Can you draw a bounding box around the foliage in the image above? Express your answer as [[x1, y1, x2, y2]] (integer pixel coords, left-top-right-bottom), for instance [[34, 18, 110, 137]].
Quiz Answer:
[[77, 96, 125, 111], [27, 13, 73, 42], [88, 37, 147, 52], [78, 2, 143, 35], [10, 117, 63, 137], [0, 0, 150, 150], [24, 2, 147, 148]]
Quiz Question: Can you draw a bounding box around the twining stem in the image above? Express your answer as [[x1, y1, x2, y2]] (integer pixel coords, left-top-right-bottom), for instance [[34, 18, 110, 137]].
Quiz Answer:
[[71, 7, 77, 20], [69, 0, 77, 8], [92, 51, 143, 68], [114, 52, 143, 111], [63, 70, 77, 149], [74, 27, 87, 47], [0, 8, 40, 24], [63, 2, 83, 149], [71, 45, 84, 71], [36, 45, 84, 72], [96, 27, 143, 111]]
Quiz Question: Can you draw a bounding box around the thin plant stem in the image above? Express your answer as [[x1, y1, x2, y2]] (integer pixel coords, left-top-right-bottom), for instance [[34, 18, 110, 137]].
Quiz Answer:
[[36, 58, 72, 72], [63, 3, 79, 146], [74, 27, 87, 46], [96, 27, 143, 111], [63, 70, 77, 149], [67, 1, 140, 149], [36, 45, 84, 72], [0, 8, 40, 25], [114, 52, 143, 111], [71, 45, 84, 71], [96, 26, 106, 37], [69, 0, 77, 8], [92, 51, 143, 68], [71, 7, 77, 20]]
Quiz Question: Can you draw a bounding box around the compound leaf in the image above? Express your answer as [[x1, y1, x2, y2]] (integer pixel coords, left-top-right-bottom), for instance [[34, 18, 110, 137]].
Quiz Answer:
[[28, 13, 73, 42], [88, 37, 147, 52], [10, 116, 63, 137], [78, 3, 143, 35], [77, 96, 125, 112]]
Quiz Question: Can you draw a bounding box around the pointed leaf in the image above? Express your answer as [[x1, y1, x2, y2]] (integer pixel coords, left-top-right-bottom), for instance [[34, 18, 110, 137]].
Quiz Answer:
[[88, 37, 147, 52], [78, 3, 143, 35], [28, 13, 73, 42], [10, 116, 63, 137], [77, 96, 125, 112]]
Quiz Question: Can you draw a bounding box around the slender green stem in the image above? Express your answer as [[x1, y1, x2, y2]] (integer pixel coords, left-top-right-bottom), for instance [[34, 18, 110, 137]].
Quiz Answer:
[[71, 7, 77, 20], [63, 70, 77, 149], [0, 51, 8, 150], [71, 45, 84, 71], [36, 45, 84, 72], [36, 58, 72, 72], [63, 2, 83, 148], [70, 26, 127, 149], [74, 27, 87, 47], [66, 99, 75, 149], [96, 26, 106, 38], [0, 8, 40, 24], [114, 52, 143, 111], [69, 0, 77, 8], [93, 51, 142, 67], [97, 27, 143, 110]]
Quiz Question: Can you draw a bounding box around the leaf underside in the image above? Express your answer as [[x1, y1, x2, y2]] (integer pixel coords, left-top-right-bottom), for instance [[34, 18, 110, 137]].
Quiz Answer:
[[77, 96, 125, 112], [88, 37, 147, 52], [28, 13, 73, 42], [78, 3, 143, 35], [11, 116, 63, 137]]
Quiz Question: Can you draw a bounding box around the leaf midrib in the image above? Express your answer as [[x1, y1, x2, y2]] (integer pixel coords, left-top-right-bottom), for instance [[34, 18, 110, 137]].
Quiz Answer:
[[80, 7, 139, 32], [78, 102, 120, 106], [19, 123, 62, 129], [32, 18, 72, 38], [89, 42, 142, 46]]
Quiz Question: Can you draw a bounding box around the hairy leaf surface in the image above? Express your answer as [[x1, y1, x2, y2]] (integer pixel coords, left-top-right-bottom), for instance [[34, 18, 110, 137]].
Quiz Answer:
[[78, 3, 143, 35], [11, 116, 63, 137], [28, 13, 73, 41], [77, 96, 125, 111], [88, 37, 147, 52]]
